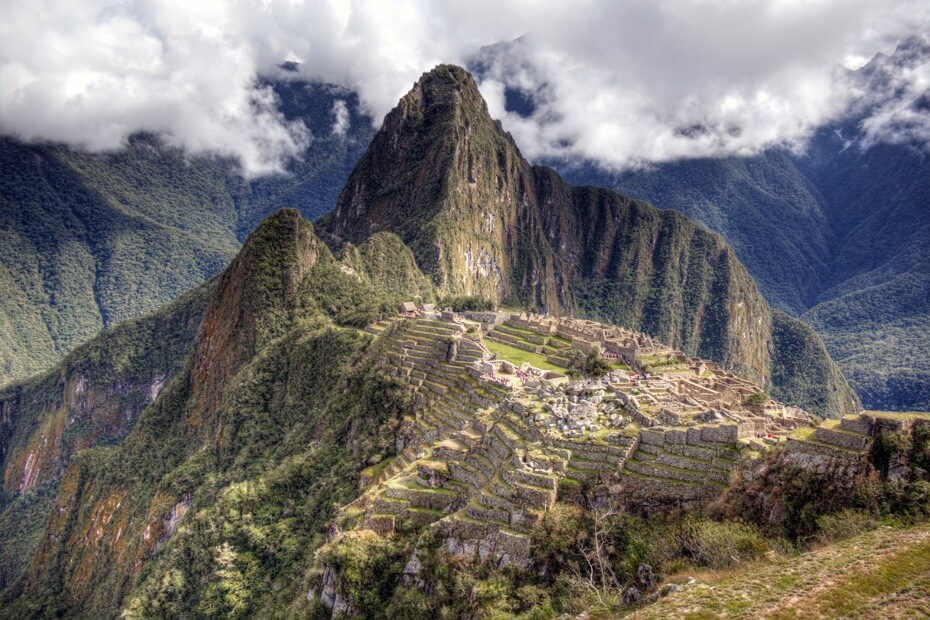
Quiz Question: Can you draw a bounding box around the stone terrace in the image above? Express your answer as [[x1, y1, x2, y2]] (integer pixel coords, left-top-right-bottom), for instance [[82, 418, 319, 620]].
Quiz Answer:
[[783, 410, 930, 477], [339, 311, 830, 567]]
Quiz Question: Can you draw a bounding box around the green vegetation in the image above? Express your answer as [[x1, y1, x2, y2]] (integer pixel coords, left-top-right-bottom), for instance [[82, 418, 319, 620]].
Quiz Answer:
[[0, 136, 238, 385], [805, 280, 930, 411], [0, 79, 374, 388], [769, 310, 861, 418], [0, 210, 428, 616], [628, 524, 930, 619], [439, 295, 496, 311], [485, 339, 564, 372], [565, 349, 611, 378]]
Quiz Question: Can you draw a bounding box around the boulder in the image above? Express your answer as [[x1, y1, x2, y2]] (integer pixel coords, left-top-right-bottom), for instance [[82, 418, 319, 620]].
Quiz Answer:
[[622, 586, 642, 605], [637, 563, 658, 591]]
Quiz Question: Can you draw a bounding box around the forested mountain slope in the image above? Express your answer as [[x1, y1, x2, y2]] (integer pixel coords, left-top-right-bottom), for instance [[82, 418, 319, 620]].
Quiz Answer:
[[554, 38, 930, 411], [0, 76, 373, 387], [0, 209, 429, 615]]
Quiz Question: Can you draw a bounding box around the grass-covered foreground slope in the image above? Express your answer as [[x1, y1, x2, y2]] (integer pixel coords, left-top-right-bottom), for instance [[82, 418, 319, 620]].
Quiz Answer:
[[0, 209, 430, 616], [321, 64, 858, 418], [0, 77, 373, 388], [626, 524, 930, 619]]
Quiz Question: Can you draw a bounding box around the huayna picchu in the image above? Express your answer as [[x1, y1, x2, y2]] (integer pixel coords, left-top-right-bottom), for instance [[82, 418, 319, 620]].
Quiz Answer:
[[0, 67, 927, 618]]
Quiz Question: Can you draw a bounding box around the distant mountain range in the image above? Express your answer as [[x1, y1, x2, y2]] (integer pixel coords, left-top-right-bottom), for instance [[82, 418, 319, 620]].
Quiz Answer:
[[489, 37, 930, 411], [1, 42, 926, 412], [0, 74, 374, 384]]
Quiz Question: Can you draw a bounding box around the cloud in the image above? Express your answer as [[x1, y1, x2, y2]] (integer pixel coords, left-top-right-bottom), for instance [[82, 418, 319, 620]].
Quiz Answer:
[[0, 0, 309, 176], [1, 0, 927, 174], [855, 37, 930, 149], [331, 100, 350, 137]]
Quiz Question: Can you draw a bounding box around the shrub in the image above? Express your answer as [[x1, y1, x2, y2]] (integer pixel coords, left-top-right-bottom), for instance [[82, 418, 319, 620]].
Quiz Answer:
[[565, 350, 611, 378], [870, 430, 911, 478], [814, 510, 877, 545], [675, 519, 770, 569], [439, 295, 495, 311], [742, 392, 768, 413], [315, 531, 405, 617]]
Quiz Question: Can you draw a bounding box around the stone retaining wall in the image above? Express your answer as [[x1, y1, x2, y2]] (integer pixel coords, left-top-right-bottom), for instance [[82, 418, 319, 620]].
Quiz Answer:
[[816, 426, 870, 450]]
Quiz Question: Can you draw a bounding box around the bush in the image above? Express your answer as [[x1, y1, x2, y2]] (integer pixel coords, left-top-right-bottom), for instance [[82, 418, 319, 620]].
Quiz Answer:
[[742, 392, 768, 413], [675, 519, 770, 569], [870, 430, 912, 478], [439, 295, 495, 311], [565, 350, 611, 378], [315, 531, 405, 617], [814, 510, 877, 545]]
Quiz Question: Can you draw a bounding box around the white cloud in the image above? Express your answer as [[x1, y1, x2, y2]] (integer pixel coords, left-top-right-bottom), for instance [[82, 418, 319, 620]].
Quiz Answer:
[[331, 99, 350, 137], [0, 0, 927, 174]]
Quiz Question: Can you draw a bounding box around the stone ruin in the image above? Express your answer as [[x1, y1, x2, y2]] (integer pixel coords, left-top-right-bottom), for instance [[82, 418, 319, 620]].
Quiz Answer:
[[318, 310, 901, 614]]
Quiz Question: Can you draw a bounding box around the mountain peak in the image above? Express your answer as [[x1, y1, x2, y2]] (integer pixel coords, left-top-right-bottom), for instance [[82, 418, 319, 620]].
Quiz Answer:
[[318, 67, 858, 416], [399, 64, 489, 117], [188, 208, 324, 425], [320, 64, 531, 298]]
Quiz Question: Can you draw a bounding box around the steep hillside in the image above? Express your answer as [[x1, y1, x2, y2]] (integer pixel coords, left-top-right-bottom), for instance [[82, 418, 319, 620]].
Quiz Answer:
[[565, 151, 832, 315], [0, 209, 425, 616], [0, 77, 373, 388], [554, 38, 930, 412], [0, 137, 239, 384], [321, 65, 857, 417], [0, 282, 210, 589]]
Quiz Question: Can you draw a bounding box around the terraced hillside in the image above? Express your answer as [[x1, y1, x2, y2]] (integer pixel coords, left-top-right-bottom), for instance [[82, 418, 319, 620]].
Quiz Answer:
[[315, 310, 821, 612]]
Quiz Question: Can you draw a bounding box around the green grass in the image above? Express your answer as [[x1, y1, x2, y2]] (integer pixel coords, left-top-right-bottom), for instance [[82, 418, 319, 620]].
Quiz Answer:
[[629, 524, 930, 619], [361, 456, 396, 480], [865, 410, 930, 421], [484, 338, 564, 372]]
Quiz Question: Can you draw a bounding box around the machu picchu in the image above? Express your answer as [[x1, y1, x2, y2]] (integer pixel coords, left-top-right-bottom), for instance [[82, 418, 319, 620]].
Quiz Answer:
[[1, 50, 927, 619], [318, 308, 821, 590], [312, 303, 929, 616]]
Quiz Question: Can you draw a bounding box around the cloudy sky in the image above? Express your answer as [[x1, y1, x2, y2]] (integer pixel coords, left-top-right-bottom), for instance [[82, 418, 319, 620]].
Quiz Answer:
[[1, 0, 928, 175]]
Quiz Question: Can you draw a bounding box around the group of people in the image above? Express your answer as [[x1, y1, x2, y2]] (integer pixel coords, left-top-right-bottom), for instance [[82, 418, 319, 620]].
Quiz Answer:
[[489, 367, 534, 389], [491, 375, 511, 387]]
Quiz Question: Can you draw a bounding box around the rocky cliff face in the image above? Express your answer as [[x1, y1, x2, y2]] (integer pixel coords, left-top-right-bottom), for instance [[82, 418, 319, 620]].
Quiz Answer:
[[321, 65, 857, 417]]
